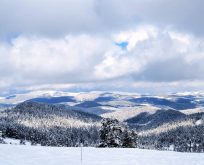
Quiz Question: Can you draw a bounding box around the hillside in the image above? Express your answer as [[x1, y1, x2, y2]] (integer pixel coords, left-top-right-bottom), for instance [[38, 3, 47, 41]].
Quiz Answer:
[[0, 102, 101, 146], [126, 109, 187, 129]]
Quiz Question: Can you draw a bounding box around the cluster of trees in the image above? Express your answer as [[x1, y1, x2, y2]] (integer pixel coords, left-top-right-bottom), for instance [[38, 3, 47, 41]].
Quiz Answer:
[[0, 122, 99, 147], [99, 118, 137, 148], [0, 117, 139, 148], [138, 124, 204, 152]]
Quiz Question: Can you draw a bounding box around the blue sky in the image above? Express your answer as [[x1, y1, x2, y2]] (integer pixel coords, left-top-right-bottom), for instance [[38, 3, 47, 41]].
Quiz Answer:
[[115, 42, 128, 50], [0, 0, 204, 95]]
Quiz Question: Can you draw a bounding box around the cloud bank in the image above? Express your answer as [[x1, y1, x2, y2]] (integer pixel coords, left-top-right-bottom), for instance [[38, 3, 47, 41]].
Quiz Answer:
[[0, 0, 204, 94]]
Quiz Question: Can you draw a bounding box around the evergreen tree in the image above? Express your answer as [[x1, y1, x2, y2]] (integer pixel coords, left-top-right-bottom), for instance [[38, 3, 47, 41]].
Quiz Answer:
[[99, 118, 122, 147], [122, 128, 137, 148], [99, 118, 138, 148]]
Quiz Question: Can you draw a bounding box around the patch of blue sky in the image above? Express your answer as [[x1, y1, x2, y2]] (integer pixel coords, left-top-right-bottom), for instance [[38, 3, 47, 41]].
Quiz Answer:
[[115, 41, 128, 50]]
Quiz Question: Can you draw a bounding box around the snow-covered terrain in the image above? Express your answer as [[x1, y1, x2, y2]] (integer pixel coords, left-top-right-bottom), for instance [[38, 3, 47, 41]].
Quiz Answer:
[[0, 144, 202, 165], [1, 90, 204, 115], [3, 138, 31, 146], [101, 105, 159, 121], [1, 90, 204, 118]]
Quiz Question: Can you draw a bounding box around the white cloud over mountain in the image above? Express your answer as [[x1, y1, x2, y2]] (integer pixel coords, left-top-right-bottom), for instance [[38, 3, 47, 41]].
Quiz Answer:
[[0, 0, 204, 94]]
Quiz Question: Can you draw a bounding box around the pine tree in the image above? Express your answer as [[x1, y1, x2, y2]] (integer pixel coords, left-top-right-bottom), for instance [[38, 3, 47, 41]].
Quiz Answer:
[[99, 118, 123, 147], [99, 119, 109, 147], [0, 130, 5, 144], [130, 130, 138, 148], [99, 118, 138, 148], [122, 128, 137, 148]]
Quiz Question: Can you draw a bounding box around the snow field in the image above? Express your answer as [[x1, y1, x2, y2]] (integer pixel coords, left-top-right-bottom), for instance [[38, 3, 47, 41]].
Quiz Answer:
[[0, 144, 203, 165]]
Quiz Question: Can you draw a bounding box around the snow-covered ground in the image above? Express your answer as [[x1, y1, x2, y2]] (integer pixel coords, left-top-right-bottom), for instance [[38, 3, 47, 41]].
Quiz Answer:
[[3, 138, 31, 146], [0, 144, 202, 165]]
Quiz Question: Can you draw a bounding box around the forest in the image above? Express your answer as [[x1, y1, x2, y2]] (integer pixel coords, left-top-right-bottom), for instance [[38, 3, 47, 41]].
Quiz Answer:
[[0, 101, 203, 152]]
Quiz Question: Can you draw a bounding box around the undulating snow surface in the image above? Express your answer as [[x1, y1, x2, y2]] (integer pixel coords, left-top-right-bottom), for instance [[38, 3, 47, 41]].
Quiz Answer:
[[0, 144, 202, 165]]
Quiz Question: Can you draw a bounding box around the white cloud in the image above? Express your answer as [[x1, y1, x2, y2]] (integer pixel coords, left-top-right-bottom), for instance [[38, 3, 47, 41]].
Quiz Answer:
[[0, 34, 113, 88], [114, 25, 157, 50], [0, 24, 204, 94], [1, 0, 204, 38], [0, 0, 204, 95], [94, 26, 204, 83]]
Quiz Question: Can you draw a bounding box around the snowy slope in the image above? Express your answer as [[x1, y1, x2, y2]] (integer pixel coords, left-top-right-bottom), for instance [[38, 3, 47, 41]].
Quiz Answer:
[[101, 105, 159, 121], [0, 90, 76, 105], [182, 107, 204, 115], [0, 144, 202, 165]]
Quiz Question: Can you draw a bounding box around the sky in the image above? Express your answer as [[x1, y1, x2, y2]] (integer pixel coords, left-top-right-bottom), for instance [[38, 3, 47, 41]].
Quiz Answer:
[[0, 0, 204, 95]]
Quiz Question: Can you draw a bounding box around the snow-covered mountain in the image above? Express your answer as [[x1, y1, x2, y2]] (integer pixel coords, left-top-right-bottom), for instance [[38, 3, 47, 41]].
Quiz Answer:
[[1, 90, 204, 116]]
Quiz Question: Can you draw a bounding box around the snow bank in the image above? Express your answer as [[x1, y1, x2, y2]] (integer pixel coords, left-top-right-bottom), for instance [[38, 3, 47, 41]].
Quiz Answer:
[[0, 144, 202, 165], [3, 138, 31, 146]]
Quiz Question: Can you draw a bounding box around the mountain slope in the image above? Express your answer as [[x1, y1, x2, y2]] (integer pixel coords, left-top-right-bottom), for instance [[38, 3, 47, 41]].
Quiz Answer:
[[0, 102, 101, 146], [126, 109, 187, 129]]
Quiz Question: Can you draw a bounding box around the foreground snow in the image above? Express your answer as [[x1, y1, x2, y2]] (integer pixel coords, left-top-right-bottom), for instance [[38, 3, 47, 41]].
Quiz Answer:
[[0, 144, 203, 165]]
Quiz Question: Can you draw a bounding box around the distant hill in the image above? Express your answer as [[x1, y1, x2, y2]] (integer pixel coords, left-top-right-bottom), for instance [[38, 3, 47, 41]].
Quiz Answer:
[[75, 101, 102, 108], [126, 109, 187, 129], [128, 97, 197, 110], [0, 103, 14, 109], [94, 96, 114, 102], [13, 101, 101, 123], [27, 96, 76, 104]]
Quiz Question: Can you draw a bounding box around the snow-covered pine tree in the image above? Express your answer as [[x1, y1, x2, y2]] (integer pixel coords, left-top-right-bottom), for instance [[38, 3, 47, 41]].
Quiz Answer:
[[99, 119, 109, 147], [99, 118, 123, 147], [130, 130, 138, 148], [0, 130, 3, 143], [122, 127, 137, 148], [122, 129, 133, 148], [99, 118, 138, 148], [0, 130, 5, 144]]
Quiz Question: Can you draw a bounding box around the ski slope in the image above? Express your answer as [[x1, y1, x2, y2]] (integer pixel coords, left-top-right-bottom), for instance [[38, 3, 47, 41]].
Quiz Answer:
[[0, 144, 202, 165]]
